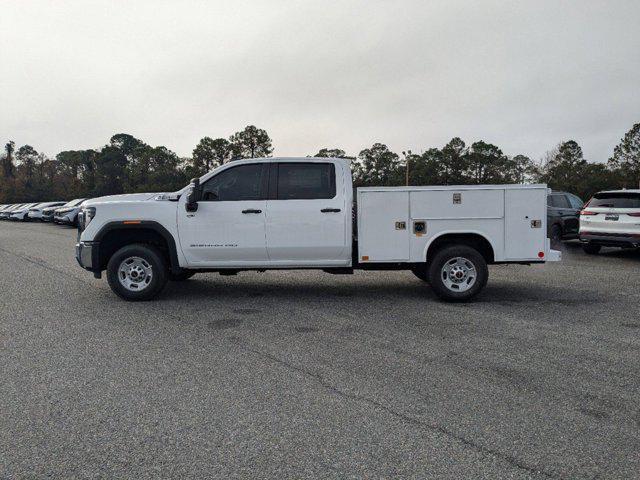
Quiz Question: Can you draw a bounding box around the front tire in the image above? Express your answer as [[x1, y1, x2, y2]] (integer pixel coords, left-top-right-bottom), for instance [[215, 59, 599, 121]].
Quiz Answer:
[[427, 245, 488, 302], [582, 243, 601, 255], [107, 244, 168, 301]]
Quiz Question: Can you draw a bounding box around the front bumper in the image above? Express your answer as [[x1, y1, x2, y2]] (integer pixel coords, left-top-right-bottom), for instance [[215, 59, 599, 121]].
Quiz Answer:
[[579, 232, 640, 248], [55, 214, 74, 224], [76, 241, 101, 277]]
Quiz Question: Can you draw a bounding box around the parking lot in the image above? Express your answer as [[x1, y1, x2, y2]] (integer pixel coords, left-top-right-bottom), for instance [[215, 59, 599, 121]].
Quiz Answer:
[[1, 222, 639, 479]]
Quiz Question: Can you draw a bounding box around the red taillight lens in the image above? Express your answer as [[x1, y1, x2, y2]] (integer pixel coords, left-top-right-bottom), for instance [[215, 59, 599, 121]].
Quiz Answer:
[[580, 210, 598, 216], [627, 212, 640, 217]]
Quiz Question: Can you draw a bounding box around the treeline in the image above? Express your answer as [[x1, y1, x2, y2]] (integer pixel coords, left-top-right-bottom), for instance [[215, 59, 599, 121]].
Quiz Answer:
[[1, 122, 639, 203]]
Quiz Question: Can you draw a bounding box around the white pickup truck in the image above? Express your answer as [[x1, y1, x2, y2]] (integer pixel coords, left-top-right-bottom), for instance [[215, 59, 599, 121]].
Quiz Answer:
[[76, 157, 560, 301]]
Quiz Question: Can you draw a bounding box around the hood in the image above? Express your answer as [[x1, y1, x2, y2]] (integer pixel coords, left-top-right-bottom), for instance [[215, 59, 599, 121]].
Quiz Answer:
[[84, 193, 162, 206]]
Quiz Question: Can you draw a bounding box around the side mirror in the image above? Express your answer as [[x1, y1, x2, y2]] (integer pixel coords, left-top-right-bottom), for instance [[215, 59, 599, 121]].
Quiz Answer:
[[186, 178, 202, 212]]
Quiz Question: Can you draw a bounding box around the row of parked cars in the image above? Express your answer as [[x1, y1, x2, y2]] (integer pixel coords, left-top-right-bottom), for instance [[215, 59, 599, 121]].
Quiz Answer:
[[0, 199, 87, 225], [548, 189, 640, 254]]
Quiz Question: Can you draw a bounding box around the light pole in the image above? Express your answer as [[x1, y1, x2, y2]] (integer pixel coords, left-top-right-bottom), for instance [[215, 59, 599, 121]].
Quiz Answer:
[[402, 150, 412, 186]]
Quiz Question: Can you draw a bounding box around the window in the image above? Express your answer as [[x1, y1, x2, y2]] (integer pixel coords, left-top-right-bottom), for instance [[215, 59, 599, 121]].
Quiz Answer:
[[549, 194, 570, 208], [588, 192, 640, 209], [201, 164, 264, 201], [567, 194, 584, 209], [277, 163, 336, 200]]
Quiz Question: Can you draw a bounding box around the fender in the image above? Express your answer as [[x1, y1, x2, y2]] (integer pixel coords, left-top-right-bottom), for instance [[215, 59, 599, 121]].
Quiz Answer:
[[93, 220, 181, 272], [422, 230, 497, 263]]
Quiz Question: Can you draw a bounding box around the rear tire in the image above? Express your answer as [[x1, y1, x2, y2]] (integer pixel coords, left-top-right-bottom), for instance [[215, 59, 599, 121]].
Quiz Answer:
[[427, 245, 488, 302], [107, 244, 168, 301], [550, 224, 562, 247], [582, 243, 601, 255]]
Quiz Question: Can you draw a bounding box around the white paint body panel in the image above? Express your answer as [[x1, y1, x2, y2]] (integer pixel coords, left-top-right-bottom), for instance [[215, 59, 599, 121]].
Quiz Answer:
[[357, 184, 553, 263]]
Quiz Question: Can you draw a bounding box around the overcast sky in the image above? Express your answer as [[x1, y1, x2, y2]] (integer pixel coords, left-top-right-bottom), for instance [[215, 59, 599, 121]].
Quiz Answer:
[[2, 0, 639, 162]]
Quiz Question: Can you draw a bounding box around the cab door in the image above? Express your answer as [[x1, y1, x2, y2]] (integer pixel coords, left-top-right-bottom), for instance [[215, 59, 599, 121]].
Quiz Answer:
[[265, 161, 349, 265], [177, 163, 269, 266]]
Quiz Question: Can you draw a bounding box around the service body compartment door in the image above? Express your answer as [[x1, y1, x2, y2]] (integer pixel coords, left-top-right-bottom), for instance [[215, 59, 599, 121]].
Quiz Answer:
[[358, 191, 409, 262], [504, 188, 546, 260]]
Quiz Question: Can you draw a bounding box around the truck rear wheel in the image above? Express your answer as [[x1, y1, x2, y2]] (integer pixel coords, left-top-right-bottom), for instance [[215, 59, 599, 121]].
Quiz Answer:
[[107, 244, 168, 301], [427, 245, 488, 302]]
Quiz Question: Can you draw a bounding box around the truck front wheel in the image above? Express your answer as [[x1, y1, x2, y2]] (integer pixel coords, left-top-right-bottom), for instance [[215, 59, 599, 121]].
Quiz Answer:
[[427, 245, 488, 302], [106, 244, 168, 301]]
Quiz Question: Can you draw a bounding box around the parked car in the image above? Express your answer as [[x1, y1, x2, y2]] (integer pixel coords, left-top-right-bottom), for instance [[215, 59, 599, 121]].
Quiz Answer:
[[27, 201, 66, 221], [547, 191, 583, 242], [579, 189, 640, 254], [9, 203, 41, 221], [53, 198, 87, 226], [0, 204, 22, 219], [76, 157, 560, 302], [42, 198, 85, 223]]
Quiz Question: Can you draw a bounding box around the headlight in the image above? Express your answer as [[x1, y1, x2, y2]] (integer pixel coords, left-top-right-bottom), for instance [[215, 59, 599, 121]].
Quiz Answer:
[[79, 207, 96, 228]]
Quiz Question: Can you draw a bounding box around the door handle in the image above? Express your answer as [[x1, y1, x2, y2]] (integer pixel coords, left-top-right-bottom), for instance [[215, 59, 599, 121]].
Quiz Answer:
[[242, 209, 262, 214], [321, 208, 341, 213]]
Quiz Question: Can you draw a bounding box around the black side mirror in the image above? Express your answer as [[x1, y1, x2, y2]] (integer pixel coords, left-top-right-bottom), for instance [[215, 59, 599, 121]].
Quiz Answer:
[[186, 178, 202, 212]]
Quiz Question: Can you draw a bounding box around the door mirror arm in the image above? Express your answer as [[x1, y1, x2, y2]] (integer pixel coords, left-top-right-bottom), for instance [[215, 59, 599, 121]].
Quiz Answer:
[[186, 178, 202, 212]]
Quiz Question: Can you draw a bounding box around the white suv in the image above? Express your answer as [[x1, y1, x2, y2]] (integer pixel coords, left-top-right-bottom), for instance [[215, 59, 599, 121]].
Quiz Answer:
[[579, 189, 640, 254]]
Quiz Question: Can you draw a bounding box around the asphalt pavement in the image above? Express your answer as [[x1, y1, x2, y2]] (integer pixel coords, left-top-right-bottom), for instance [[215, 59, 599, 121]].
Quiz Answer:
[[1, 222, 639, 479]]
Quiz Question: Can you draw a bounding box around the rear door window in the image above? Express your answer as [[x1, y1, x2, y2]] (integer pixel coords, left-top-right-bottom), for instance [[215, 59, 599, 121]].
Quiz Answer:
[[567, 194, 584, 209], [588, 192, 640, 208], [549, 195, 570, 208], [276, 163, 336, 200]]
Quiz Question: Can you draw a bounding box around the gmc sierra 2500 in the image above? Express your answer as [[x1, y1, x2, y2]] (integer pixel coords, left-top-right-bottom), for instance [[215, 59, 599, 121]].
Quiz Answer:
[[76, 157, 560, 301]]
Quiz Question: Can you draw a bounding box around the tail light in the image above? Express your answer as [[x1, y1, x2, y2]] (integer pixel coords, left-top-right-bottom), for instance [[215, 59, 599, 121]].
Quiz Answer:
[[626, 212, 640, 217], [580, 210, 598, 216]]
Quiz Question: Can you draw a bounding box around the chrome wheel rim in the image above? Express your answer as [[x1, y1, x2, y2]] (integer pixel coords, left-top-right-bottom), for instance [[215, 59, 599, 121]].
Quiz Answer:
[[118, 256, 153, 292], [441, 257, 477, 292]]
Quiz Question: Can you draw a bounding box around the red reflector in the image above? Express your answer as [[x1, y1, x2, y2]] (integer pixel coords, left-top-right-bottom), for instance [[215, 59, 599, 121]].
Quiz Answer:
[[538, 251, 545, 258], [580, 210, 598, 216]]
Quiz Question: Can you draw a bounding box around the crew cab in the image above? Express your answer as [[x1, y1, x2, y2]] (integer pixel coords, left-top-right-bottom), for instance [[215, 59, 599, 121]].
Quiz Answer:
[[76, 157, 560, 302]]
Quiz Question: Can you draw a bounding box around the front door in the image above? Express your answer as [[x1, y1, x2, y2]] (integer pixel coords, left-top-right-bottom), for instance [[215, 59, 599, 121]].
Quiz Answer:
[[265, 162, 348, 265], [177, 163, 269, 266]]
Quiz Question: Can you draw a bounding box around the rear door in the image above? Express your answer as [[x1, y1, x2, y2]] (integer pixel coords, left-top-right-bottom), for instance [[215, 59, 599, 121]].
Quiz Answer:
[[265, 161, 348, 264]]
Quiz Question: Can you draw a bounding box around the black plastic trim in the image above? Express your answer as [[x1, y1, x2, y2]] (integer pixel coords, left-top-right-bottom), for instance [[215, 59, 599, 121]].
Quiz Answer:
[[93, 221, 181, 272]]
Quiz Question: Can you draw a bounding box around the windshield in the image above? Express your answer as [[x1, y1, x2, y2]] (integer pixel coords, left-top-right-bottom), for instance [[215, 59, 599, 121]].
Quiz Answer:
[[63, 198, 85, 207], [588, 192, 640, 209]]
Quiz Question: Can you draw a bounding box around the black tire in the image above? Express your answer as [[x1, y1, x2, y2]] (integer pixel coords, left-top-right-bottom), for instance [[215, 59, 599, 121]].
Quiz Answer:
[[411, 265, 429, 282], [106, 244, 168, 301], [550, 224, 562, 246], [427, 245, 488, 302], [168, 271, 196, 282], [582, 243, 601, 255]]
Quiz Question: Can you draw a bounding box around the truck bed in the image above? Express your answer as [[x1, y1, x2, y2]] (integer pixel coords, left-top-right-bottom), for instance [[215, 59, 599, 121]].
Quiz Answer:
[[356, 184, 557, 264]]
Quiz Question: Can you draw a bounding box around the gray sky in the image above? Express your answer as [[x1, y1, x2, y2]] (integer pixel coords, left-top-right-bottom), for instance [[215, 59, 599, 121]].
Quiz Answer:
[[2, 0, 639, 162]]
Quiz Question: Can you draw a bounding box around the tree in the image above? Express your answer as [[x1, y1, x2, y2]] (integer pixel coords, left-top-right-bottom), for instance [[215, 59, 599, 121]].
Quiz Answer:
[[466, 141, 508, 184], [229, 125, 273, 159], [538, 140, 587, 194], [440, 137, 468, 184], [608, 122, 640, 188], [312, 148, 349, 158], [353, 143, 401, 186], [3, 141, 15, 178], [192, 137, 230, 173]]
